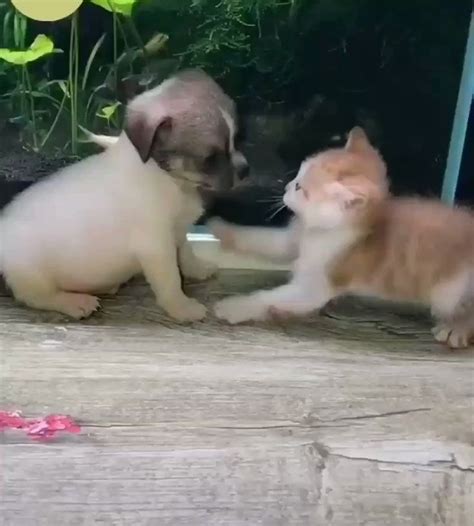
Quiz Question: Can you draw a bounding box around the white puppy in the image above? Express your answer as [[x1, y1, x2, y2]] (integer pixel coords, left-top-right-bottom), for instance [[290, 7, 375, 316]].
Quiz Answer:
[[0, 70, 248, 321]]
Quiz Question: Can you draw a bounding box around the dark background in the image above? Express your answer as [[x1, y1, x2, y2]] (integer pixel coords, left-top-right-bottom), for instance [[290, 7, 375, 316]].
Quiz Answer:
[[0, 0, 472, 218]]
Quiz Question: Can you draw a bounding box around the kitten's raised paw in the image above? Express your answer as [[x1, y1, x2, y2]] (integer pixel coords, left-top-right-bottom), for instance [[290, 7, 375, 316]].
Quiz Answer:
[[165, 297, 207, 323], [432, 324, 472, 349], [214, 296, 267, 324]]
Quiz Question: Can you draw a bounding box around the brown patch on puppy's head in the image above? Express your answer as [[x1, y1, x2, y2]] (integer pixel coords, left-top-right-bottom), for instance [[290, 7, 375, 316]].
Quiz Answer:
[[125, 69, 249, 191]]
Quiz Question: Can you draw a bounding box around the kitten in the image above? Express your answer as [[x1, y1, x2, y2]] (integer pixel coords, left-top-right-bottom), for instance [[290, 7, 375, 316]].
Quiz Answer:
[[210, 127, 474, 349]]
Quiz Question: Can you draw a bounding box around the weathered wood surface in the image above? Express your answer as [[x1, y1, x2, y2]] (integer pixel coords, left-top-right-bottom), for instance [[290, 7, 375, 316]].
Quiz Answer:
[[0, 271, 473, 526]]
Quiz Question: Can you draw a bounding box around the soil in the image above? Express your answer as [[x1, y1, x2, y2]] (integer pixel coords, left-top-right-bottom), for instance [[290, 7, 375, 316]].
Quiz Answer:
[[0, 123, 75, 210]]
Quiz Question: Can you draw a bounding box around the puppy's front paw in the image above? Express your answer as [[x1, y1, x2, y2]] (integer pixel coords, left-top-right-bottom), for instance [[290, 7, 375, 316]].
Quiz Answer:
[[208, 219, 236, 252], [214, 295, 267, 324], [182, 259, 218, 282], [166, 297, 207, 322]]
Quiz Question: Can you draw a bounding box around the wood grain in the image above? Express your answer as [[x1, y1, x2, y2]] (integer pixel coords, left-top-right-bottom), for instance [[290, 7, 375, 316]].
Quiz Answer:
[[0, 271, 473, 525]]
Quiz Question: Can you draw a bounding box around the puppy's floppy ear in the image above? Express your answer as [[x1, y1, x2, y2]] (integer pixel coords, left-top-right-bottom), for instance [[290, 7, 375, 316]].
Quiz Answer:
[[345, 126, 371, 153], [125, 111, 172, 163]]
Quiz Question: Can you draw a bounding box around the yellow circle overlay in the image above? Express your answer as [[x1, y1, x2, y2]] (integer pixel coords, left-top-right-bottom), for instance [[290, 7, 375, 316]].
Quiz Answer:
[[12, 0, 84, 22]]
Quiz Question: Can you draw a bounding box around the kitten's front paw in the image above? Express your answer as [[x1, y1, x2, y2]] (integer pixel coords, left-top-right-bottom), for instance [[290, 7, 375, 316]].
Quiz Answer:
[[214, 295, 267, 324], [432, 324, 472, 349], [268, 305, 297, 321], [165, 297, 207, 322], [182, 259, 218, 282]]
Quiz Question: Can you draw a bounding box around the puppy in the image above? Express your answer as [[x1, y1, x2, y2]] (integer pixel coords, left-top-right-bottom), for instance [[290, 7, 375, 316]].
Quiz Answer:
[[0, 69, 248, 321]]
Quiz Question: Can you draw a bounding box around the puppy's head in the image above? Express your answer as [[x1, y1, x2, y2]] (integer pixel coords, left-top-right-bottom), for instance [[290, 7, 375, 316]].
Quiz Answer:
[[125, 69, 249, 191]]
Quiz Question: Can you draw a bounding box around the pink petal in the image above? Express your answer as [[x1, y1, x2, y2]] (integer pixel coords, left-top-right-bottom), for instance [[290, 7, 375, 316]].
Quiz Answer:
[[0, 411, 81, 440]]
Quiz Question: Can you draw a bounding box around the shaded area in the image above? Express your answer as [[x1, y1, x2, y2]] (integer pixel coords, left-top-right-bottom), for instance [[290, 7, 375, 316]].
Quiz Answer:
[[0, 0, 472, 219], [1, 270, 472, 525]]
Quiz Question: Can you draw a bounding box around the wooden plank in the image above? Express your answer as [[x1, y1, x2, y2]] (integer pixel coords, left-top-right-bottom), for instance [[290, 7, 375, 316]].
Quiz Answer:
[[0, 271, 473, 525]]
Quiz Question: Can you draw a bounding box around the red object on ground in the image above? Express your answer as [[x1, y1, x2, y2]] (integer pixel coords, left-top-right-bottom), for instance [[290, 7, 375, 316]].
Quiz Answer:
[[0, 411, 81, 441]]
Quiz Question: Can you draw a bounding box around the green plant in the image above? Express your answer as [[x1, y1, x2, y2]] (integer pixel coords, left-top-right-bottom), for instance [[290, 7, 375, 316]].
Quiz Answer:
[[97, 100, 121, 129], [0, 0, 151, 155], [0, 34, 61, 151], [90, 0, 138, 17]]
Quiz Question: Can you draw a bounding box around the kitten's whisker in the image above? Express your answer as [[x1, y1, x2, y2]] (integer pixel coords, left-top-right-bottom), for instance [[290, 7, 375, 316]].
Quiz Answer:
[[266, 203, 287, 221], [257, 197, 284, 203], [266, 200, 284, 211]]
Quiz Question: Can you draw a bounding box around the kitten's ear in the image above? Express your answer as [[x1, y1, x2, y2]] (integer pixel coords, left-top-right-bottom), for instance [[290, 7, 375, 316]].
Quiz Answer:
[[342, 192, 367, 210], [331, 181, 369, 210], [125, 111, 172, 163], [345, 127, 371, 153]]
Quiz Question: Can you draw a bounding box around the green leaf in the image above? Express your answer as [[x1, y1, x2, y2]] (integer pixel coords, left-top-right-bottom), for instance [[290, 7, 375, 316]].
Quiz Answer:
[[89, 0, 138, 17], [0, 35, 61, 65], [97, 101, 121, 120]]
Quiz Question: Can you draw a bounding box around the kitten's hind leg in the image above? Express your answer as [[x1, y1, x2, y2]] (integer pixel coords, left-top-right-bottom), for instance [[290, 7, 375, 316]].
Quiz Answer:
[[431, 272, 474, 349], [431, 319, 473, 349]]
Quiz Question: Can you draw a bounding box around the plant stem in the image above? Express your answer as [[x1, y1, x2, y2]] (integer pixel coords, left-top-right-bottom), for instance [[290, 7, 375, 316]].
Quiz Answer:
[[113, 13, 118, 90], [23, 65, 38, 151], [17, 68, 26, 142], [41, 90, 67, 149], [115, 14, 131, 52], [69, 12, 79, 155], [125, 17, 144, 56], [74, 10, 80, 130]]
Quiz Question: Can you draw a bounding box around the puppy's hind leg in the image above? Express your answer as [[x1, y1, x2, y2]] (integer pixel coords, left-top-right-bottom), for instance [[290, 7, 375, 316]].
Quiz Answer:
[[7, 270, 100, 319]]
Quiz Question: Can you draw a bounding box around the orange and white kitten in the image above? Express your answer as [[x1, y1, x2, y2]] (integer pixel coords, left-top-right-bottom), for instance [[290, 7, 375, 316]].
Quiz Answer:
[[210, 127, 474, 349]]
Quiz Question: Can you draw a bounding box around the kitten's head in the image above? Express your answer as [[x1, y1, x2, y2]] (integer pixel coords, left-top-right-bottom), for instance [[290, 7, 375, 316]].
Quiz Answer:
[[284, 127, 388, 229]]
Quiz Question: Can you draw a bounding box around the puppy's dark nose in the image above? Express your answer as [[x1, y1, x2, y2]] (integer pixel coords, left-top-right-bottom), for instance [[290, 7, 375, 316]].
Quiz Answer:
[[237, 163, 250, 179]]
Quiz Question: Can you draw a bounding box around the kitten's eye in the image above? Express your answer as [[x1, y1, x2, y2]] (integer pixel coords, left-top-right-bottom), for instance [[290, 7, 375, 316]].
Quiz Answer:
[[295, 181, 309, 199]]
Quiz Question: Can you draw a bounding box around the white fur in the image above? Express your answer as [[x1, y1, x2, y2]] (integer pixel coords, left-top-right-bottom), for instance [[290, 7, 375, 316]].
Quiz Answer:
[[213, 155, 361, 324], [284, 161, 351, 229], [430, 271, 470, 318], [0, 133, 216, 321], [208, 217, 301, 264], [220, 107, 248, 180], [213, 216, 358, 324], [220, 108, 235, 153]]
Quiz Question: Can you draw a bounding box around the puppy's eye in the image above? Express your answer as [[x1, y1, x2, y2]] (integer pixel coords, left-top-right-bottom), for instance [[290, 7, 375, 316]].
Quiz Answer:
[[204, 151, 219, 170], [295, 182, 301, 191], [234, 129, 246, 146]]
